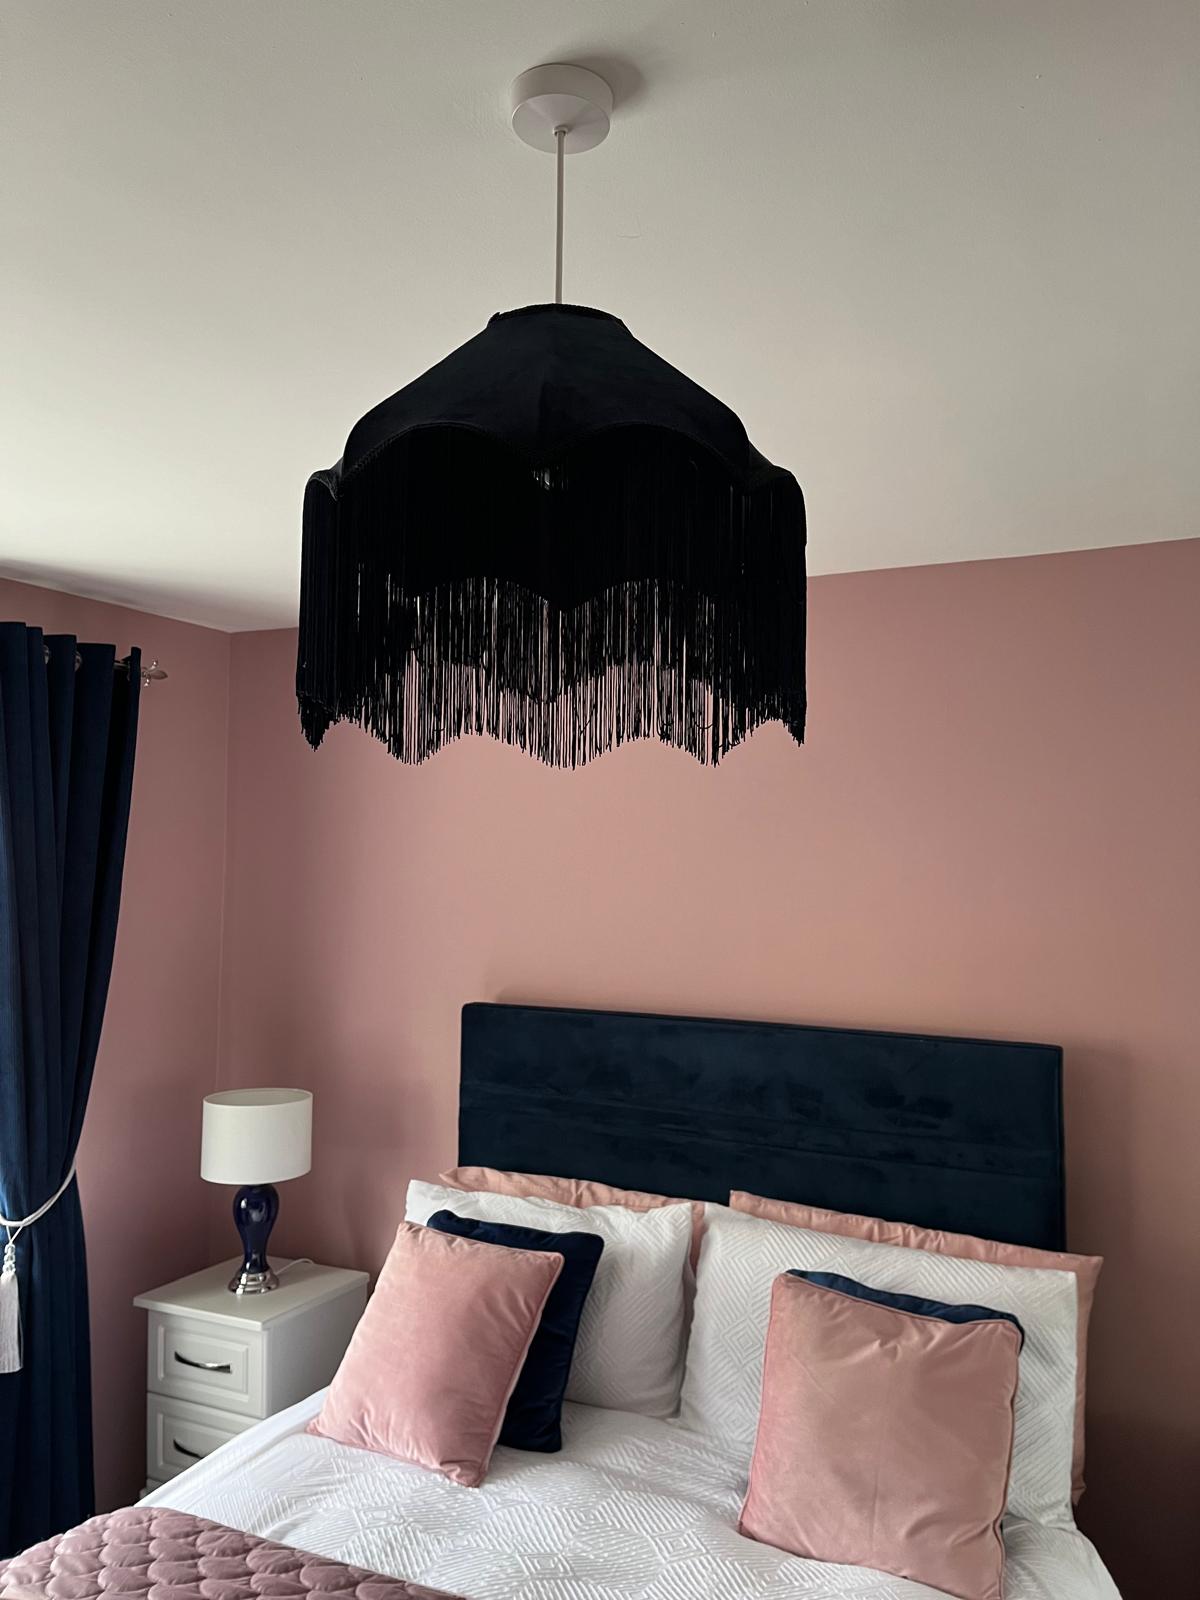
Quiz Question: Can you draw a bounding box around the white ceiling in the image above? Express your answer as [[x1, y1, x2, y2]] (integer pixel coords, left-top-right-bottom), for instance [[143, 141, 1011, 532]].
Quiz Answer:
[[2, 1, 1197, 631]]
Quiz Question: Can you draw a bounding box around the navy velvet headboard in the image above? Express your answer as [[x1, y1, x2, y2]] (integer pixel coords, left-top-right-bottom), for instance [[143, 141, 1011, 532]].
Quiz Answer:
[[458, 1003, 1066, 1251]]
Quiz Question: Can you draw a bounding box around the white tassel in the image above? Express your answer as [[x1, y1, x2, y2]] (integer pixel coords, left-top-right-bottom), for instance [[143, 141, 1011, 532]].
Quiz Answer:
[[0, 1165, 77, 1375], [0, 1237, 20, 1373]]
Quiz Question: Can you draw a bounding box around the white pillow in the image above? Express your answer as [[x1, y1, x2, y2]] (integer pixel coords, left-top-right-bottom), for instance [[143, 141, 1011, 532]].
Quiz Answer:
[[405, 1179, 692, 1418], [679, 1204, 1078, 1528]]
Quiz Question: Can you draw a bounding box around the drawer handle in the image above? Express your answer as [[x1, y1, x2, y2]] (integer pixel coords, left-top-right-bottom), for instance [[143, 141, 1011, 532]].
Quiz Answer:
[[172, 1438, 205, 1461], [173, 1351, 232, 1374]]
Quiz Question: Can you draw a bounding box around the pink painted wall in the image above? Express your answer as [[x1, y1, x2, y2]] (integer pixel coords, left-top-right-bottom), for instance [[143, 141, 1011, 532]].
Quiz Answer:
[[4, 542, 1197, 1595], [215, 539, 1199, 1600], [0, 579, 230, 1510]]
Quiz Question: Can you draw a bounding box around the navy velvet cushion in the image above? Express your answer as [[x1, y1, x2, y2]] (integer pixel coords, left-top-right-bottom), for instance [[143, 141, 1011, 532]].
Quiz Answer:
[[424, 1210, 604, 1452], [789, 1270, 1025, 1347]]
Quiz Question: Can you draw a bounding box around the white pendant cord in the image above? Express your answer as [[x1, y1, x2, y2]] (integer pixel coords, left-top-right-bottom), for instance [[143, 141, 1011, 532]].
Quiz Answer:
[[0, 1162, 78, 1373], [555, 125, 565, 303], [511, 64, 612, 300]]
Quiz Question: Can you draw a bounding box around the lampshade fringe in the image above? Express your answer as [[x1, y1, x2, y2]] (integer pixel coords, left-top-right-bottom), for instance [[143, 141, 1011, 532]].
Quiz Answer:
[[297, 426, 805, 768]]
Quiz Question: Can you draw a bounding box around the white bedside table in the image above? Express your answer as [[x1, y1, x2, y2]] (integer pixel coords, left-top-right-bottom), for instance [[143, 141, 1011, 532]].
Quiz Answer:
[[134, 1257, 368, 1494]]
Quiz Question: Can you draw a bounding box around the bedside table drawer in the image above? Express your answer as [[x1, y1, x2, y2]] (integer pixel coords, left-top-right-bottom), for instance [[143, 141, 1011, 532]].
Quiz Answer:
[[148, 1394, 254, 1481], [148, 1312, 264, 1416]]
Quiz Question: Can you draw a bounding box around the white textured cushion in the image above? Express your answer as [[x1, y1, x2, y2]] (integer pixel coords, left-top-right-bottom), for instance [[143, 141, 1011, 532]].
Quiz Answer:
[[405, 1179, 692, 1417], [679, 1204, 1078, 1527]]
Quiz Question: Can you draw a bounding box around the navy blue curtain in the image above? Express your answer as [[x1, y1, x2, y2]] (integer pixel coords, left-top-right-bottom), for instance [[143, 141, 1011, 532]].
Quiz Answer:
[[0, 625, 140, 1556]]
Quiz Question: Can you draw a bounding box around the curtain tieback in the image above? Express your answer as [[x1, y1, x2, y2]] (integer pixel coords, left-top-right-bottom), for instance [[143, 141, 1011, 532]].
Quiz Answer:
[[0, 1164, 78, 1375]]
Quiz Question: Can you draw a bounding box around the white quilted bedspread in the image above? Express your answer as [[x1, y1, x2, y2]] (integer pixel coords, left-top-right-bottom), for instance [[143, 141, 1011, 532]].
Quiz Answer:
[[146, 1393, 1119, 1600]]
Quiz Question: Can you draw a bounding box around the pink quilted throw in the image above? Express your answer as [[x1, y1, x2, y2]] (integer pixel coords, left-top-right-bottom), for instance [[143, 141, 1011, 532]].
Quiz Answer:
[[0, 1507, 463, 1600]]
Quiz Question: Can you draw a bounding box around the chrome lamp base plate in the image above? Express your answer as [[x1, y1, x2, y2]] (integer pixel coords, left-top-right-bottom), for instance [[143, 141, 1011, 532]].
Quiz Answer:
[[228, 1264, 279, 1295]]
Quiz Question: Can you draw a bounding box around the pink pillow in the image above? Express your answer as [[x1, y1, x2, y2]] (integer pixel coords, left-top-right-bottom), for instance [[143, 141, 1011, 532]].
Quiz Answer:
[[439, 1165, 706, 1269], [739, 1273, 1020, 1600], [730, 1189, 1101, 1502], [308, 1221, 562, 1485]]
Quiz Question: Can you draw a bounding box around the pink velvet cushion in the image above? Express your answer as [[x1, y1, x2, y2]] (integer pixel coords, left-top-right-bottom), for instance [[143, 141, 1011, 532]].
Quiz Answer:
[[308, 1221, 562, 1486], [739, 1273, 1020, 1600], [730, 1189, 1101, 1502], [439, 1165, 706, 1268]]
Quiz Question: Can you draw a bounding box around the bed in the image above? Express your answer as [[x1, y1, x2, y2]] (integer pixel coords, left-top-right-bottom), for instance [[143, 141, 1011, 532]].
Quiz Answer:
[[144, 1003, 1120, 1600]]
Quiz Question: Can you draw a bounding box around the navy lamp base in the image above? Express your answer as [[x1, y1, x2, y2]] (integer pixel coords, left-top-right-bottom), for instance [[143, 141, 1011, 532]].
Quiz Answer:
[[229, 1183, 280, 1294]]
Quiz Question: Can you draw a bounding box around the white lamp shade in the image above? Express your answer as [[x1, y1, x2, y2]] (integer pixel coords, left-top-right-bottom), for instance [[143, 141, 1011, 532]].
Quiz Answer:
[[201, 1088, 312, 1185]]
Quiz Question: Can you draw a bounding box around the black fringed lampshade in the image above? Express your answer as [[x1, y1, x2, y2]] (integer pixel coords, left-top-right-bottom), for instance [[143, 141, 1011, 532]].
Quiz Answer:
[[298, 303, 806, 766]]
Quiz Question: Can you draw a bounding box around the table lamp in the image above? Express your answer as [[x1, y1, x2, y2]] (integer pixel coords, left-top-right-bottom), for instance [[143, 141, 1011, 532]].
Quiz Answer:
[[201, 1088, 313, 1294]]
